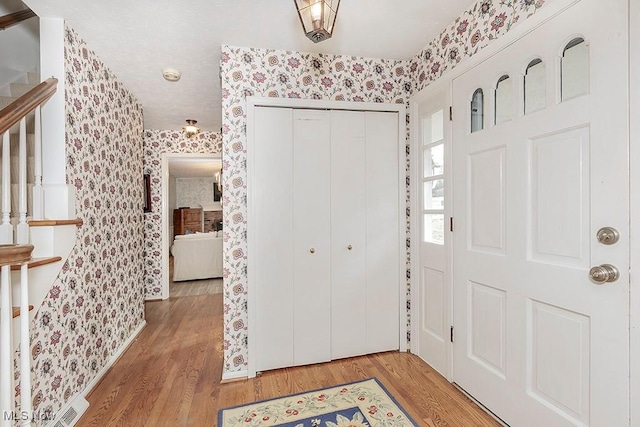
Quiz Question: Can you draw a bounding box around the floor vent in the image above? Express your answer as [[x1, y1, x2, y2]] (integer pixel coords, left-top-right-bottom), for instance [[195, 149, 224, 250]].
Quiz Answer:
[[47, 395, 89, 427]]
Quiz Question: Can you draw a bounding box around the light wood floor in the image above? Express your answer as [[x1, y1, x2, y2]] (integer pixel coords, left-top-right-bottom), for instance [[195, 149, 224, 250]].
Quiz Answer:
[[77, 279, 500, 426]]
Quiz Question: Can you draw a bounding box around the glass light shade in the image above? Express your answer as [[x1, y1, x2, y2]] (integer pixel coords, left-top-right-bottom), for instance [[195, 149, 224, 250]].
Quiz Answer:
[[294, 0, 340, 43], [182, 119, 200, 137]]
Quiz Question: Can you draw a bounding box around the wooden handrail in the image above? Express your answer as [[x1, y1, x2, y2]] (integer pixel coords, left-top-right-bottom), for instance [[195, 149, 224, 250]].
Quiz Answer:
[[0, 77, 57, 136], [0, 10, 36, 31], [0, 244, 33, 266]]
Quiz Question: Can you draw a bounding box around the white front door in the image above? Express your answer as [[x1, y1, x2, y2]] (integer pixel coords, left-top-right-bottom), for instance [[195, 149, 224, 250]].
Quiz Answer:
[[451, 0, 629, 425], [414, 85, 452, 377]]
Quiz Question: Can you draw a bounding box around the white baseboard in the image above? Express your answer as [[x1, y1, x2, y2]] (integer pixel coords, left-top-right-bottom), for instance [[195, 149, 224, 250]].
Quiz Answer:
[[81, 320, 146, 397], [221, 370, 248, 383]]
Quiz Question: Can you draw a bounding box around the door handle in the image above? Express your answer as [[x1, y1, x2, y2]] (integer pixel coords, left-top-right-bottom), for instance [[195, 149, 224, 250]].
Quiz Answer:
[[309, 248, 315, 254], [596, 227, 619, 245], [589, 264, 619, 284], [347, 245, 353, 250]]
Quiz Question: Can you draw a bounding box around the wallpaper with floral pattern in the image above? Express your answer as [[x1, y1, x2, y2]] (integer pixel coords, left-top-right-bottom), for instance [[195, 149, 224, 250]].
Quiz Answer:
[[409, 0, 546, 93], [220, 47, 411, 373], [17, 25, 146, 423], [219, 0, 547, 374], [143, 130, 222, 298], [176, 178, 220, 209]]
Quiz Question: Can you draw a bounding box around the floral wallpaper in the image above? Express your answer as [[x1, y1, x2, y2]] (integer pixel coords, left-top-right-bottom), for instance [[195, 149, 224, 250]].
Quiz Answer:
[[176, 178, 220, 208], [219, 0, 547, 375], [143, 130, 222, 298], [409, 0, 546, 93], [220, 48, 411, 373], [19, 24, 145, 423]]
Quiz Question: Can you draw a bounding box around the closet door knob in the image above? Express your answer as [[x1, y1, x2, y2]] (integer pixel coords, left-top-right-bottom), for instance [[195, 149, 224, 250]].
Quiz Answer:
[[309, 248, 315, 254], [347, 245, 353, 250]]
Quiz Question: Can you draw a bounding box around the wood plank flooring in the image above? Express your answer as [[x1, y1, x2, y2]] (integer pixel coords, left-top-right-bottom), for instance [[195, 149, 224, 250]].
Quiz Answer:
[[77, 280, 500, 426]]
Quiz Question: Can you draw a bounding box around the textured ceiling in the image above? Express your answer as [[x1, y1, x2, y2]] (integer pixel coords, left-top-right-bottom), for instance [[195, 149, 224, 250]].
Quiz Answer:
[[22, 0, 474, 132]]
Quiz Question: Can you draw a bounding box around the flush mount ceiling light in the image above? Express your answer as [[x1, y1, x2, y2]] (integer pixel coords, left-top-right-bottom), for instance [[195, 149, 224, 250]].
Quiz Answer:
[[182, 119, 200, 137], [162, 68, 181, 82], [294, 0, 340, 43]]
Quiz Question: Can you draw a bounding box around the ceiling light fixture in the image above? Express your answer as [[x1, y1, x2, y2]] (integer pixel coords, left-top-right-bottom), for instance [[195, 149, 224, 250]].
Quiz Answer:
[[162, 68, 181, 82], [294, 0, 340, 43], [182, 119, 200, 137]]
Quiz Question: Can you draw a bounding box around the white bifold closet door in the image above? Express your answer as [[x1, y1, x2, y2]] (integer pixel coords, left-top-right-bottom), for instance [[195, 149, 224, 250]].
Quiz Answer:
[[330, 110, 399, 359], [252, 106, 399, 373], [292, 109, 332, 366], [252, 106, 296, 372]]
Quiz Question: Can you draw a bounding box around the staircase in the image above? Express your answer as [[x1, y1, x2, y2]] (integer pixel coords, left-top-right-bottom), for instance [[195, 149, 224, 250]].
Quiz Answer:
[[0, 72, 38, 218], [0, 70, 81, 426]]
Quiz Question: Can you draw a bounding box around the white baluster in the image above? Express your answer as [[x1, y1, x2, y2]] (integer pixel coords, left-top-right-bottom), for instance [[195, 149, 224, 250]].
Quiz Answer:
[[0, 133, 11, 244], [32, 107, 43, 221], [19, 263, 31, 427], [17, 118, 28, 244], [0, 265, 13, 426]]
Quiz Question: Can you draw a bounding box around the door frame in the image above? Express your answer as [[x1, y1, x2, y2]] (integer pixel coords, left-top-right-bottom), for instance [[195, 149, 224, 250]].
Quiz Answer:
[[629, 1, 640, 424], [409, 0, 638, 410], [160, 152, 222, 300], [246, 97, 406, 378]]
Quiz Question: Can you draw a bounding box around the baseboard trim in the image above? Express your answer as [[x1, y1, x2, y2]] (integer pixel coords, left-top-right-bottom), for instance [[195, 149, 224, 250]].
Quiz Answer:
[[221, 370, 248, 383], [82, 320, 147, 397]]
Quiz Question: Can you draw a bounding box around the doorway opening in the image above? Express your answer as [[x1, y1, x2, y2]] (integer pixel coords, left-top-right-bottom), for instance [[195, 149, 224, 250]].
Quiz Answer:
[[161, 153, 223, 299]]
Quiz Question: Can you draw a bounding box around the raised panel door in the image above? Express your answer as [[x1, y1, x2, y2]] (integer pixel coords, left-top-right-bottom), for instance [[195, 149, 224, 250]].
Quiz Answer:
[[451, 0, 629, 424]]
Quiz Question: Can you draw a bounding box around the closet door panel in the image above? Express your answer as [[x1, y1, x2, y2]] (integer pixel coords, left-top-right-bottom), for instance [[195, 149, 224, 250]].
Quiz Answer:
[[253, 107, 295, 371], [292, 109, 332, 366], [365, 111, 400, 353], [330, 110, 368, 359]]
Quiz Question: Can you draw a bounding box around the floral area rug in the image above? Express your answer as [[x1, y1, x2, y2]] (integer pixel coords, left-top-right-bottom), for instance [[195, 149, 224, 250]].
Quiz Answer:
[[218, 378, 418, 426]]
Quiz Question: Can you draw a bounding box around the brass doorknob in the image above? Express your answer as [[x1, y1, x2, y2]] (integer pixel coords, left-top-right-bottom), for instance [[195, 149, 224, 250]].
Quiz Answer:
[[347, 245, 353, 250], [589, 264, 619, 284], [309, 248, 315, 254]]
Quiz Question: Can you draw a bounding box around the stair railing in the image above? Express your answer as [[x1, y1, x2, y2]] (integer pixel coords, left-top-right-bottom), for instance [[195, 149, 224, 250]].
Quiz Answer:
[[0, 77, 57, 242], [0, 77, 56, 427], [0, 9, 36, 31], [0, 244, 33, 427]]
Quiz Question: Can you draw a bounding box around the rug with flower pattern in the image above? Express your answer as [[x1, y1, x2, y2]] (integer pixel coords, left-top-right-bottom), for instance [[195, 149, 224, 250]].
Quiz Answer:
[[218, 378, 418, 426]]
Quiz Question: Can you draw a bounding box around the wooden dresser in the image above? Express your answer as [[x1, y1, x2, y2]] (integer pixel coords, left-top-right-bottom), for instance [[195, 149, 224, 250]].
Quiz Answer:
[[173, 208, 202, 237]]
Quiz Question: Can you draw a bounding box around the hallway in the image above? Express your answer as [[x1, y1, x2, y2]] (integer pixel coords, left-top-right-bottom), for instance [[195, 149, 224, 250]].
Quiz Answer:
[[77, 278, 499, 426]]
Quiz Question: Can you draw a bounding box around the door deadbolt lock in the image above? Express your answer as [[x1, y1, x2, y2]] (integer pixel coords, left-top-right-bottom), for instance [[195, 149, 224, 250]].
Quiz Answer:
[[589, 264, 619, 284], [596, 227, 620, 245]]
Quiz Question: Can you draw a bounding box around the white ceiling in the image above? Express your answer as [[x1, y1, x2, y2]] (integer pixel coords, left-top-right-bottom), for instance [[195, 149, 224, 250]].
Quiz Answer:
[[169, 157, 222, 179], [22, 0, 474, 132]]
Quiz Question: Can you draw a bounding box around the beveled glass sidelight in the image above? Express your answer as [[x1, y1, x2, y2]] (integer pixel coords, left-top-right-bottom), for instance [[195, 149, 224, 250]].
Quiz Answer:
[[294, 0, 341, 43]]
